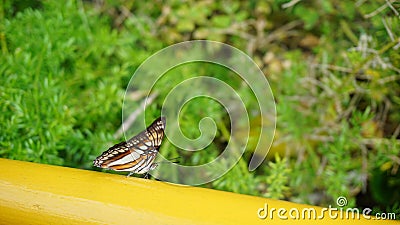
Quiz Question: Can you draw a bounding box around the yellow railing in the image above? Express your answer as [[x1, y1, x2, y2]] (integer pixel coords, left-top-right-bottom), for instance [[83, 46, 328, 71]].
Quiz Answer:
[[0, 158, 396, 224]]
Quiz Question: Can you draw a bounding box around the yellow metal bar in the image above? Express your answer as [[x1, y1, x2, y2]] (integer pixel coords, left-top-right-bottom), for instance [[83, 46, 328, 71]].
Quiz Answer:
[[0, 158, 395, 224]]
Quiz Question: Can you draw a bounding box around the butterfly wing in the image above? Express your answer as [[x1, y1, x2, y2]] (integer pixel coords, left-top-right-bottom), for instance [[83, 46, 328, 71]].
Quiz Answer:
[[93, 117, 166, 174]]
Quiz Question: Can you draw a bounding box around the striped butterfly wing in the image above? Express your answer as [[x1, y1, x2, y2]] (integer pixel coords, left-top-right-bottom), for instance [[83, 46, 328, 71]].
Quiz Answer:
[[93, 117, 166, 175]]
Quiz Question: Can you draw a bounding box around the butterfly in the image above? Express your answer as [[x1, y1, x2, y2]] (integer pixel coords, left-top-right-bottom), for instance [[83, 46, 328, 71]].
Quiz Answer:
[[93, 117, 166, 177]]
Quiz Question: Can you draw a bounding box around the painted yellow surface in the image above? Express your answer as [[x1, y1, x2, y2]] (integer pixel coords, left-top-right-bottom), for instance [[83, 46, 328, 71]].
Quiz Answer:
[[0, 158, 397, 225]]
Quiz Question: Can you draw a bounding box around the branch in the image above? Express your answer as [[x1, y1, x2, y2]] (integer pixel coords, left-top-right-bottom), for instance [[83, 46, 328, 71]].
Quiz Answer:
[[113, 92, 158, 139]]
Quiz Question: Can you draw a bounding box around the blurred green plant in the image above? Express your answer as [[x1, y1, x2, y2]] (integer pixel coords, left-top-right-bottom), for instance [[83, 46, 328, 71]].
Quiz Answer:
[[264, 154, 291, 199]]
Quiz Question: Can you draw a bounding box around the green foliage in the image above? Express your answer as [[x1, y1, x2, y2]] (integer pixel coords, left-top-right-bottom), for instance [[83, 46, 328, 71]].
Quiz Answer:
[[1, 1, 131, 168], [1, 0, 400, 215], [264, 154, 291, 199]]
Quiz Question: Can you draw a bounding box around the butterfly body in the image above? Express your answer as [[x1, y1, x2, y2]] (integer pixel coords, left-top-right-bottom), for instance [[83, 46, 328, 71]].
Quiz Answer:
[[93, 117, 166, 176]]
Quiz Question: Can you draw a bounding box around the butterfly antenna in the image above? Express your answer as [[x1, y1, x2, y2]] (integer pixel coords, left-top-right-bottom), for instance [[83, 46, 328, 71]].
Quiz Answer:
[[156, 156, 180, 164], [168, 156, 181, 163]]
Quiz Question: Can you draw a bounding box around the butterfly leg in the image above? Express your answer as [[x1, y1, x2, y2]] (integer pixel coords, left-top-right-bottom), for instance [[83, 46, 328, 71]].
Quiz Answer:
[[144, 163, 158, 179], [127, 171, 134, 177]]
